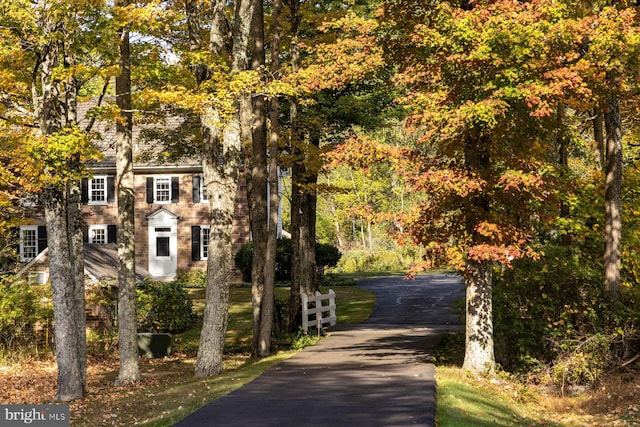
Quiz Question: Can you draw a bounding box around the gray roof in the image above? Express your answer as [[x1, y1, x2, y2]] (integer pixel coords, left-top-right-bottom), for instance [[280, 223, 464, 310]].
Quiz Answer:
[[78, 100, 202, 171], [83, 243, 150, 283], [17, 243, 150, 283]]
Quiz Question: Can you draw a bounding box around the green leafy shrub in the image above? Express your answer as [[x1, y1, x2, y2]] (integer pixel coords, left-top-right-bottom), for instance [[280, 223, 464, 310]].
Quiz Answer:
[[334, 246, 421, 273], [492, 167, 640, 383], [316, 243, 341, 272], [234, 243, 253, 283], [235, 239, 341, 282], [85, 282, 117, 332], [551, 333, 611, 387], [0, 276, 53, 351], [290, 328, 324, 350], [319, 273, 356, 287], [493, 244, 605, 375], [137, 281, 196, 333], [175, 269, 207, 288]]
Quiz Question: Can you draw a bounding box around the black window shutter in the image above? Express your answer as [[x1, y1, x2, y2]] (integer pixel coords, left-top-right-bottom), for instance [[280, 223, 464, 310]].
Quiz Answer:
[[146, 177, 154, 204], [192, 175, 200, 203], [82, 226, 89, 243], [81, 178, 89, 204], [107, 225, 117, 243], [171, 176, 180, 203], [37, 226, 48, 253], [192, 226, 201, 261], [107, 177, 115, 203]]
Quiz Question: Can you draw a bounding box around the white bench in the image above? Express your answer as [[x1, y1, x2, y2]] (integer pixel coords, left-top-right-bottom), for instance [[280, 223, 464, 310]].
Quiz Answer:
[[301, 289, 336, 332]]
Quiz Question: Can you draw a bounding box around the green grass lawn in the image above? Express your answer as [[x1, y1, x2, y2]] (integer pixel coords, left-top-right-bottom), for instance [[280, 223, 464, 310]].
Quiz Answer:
[[435, 367, 550, 427]]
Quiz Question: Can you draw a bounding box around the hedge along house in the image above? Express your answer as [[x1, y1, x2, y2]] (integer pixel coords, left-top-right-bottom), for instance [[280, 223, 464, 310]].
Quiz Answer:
[[17, 102, 251, 283]]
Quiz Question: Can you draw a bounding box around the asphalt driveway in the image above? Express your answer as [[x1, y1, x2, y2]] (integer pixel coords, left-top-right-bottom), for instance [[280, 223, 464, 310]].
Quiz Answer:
[[174, 274, 464, 427]]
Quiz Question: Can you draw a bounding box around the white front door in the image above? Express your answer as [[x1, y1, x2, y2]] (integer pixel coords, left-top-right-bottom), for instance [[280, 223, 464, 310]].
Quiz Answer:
[[148, 214, 178, 278]]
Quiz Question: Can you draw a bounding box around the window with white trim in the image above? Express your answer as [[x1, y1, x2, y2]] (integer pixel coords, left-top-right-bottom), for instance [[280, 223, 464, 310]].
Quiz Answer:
[[201, 226, 210, 260], [200, 176, 209, 202], [27, 271, 48, 285], [155, 177, 172, 203], [20, 226, 37, 262], [88, 225, 107, 244], [89, 176, 107, 204]]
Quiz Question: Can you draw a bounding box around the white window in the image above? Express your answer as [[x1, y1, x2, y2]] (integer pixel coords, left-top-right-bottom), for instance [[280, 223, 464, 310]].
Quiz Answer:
[[20, 194, 38, 208], [20, 226, 38, 262], [89, 176, 107, 204], [201, 226, 210, 260], [155, 177, 172, 203], [27, 271, 48, 285], [88, 225, 107, 244], [200, 176, 209, 202]]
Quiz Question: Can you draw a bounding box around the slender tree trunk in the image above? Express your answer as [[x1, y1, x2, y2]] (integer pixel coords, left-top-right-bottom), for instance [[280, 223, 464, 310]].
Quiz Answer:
[[286, 0, 305, 329], [557, 104, 571, 246], [604, 97, 622, 301], [62, 43, 88, 394], [248, 134, 268, 351], [330, 198, 344, 249], [195, 0, 254, 377], [115, 0, 140, 385], [290, 134, 319, 299], [249, 0, 268, 357], [593, 108, 605, 170], [250, 0, 278, 357], [261, 0, 282, 350], [324, 175, 343, 248]]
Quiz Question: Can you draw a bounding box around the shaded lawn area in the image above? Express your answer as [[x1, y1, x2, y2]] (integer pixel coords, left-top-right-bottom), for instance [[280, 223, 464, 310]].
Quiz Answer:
[[0, 285, 375, 426]]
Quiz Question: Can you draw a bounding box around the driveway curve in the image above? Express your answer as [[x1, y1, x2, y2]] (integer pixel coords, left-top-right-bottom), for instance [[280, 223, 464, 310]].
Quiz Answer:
[[174, 274, 464, 427]]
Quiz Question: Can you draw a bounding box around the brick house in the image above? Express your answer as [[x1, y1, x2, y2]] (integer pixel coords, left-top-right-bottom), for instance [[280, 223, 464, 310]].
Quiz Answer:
[[17, 106, 251, 283]]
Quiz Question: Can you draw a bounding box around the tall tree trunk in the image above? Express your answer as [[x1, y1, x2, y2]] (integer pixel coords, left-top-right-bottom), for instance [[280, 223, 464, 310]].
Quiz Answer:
[[286, 0, 306, 329], [38, 13, 86, 400], [249, 0, 268, 357], [462, 132, 495, 375], [604, 97, 622, 301], [44, 186, 86, 401], [68, 178, 87, 392], [261, 0, 282, 350], [290, 139, 319, 291], [62, 43, 87, 395], [115, 0, 140, 385], [197, 109, 241, 377], [195, 0, 254, 377], [462, 259, 495, 374], [249, 0, 276, 357]]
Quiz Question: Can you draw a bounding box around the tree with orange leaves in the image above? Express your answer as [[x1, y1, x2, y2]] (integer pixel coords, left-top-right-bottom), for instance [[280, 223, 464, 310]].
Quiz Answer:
[[377, 0, 640, 374]]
